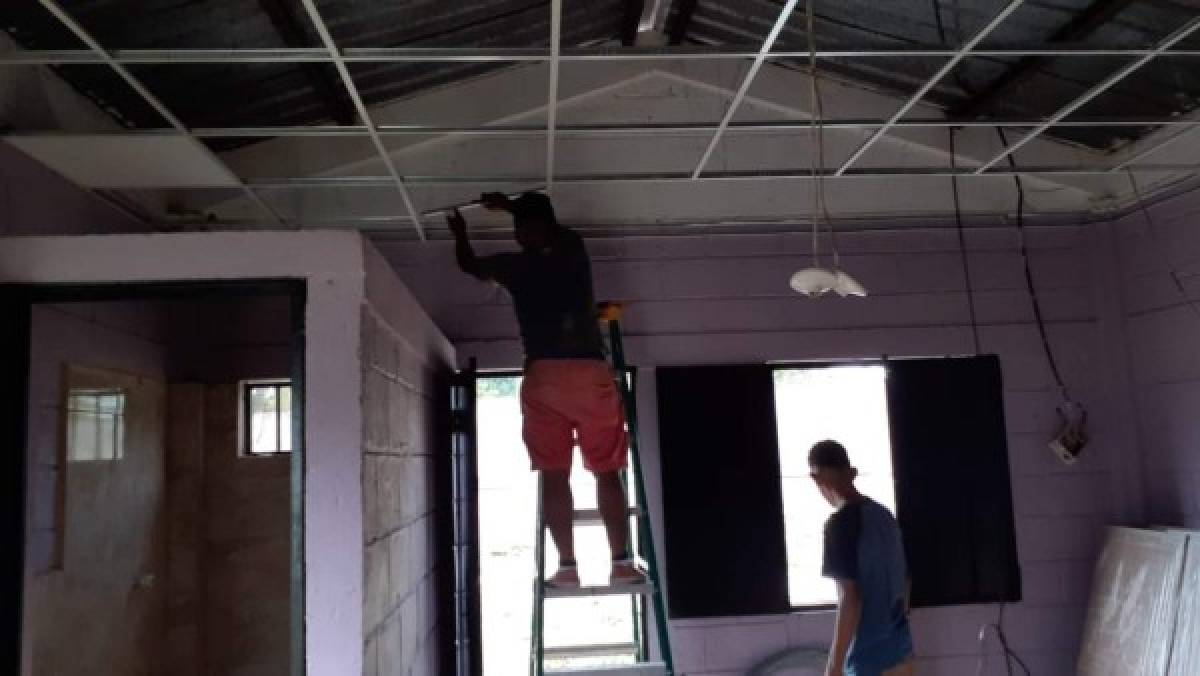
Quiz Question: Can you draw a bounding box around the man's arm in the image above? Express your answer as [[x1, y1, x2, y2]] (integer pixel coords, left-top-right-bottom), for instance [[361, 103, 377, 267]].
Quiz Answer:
[[447, 208, 490, 280], [827, 579, 863, 676]]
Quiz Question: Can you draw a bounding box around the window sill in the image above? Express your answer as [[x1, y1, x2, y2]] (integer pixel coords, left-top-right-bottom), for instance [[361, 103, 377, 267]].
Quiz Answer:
[[668, 606, 836, 627]]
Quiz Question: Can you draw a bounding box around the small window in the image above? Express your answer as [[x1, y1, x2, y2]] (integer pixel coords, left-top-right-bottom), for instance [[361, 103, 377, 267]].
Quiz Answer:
[[242, 380, 292, 455], [773, 364, 897, 608], [66, 388, 126, 462]]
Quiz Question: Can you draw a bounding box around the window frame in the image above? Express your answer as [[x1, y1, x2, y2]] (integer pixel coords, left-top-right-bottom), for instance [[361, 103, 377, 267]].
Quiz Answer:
[[64, 387, 127, 463], [770, 360, 895, 612], [241, 379, 293, 456]]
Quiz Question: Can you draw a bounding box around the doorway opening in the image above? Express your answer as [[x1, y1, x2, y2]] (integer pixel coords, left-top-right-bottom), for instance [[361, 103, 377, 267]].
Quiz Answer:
[[474, 373, 639, 674], [3, 281, 305, 676]]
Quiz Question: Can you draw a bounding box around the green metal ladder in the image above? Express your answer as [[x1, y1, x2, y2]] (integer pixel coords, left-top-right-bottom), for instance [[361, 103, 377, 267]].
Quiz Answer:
[[529, 306, 674, 676]]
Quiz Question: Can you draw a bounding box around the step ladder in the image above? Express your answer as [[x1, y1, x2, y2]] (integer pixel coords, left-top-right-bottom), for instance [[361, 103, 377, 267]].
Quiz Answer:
[[529, 305, 674, 676]]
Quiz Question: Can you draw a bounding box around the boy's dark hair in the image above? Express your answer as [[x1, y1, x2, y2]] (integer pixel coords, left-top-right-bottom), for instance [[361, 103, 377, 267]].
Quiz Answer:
[[510, 191, 556, 226], [809, 439, 852, 469]]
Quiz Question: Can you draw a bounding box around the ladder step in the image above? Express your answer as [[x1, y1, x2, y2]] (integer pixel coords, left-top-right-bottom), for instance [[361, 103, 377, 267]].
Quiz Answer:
[[573, 506, 642, 525], [544, 581, 651, 598], [546, 663, 667, 676], [544, 642, 638, 660]]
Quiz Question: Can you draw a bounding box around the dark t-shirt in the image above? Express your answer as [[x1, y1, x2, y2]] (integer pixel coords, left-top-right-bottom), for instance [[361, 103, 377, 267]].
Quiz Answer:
[[476, 228, 606, 362], [822, 498, 913, 676]]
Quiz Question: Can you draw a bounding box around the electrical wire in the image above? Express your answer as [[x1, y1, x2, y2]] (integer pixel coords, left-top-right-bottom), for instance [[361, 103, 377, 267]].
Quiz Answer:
[[805, 0, 839, 267], [995, 127, 1070, 401], [805, 0, 823, 266], [975, 604, 1033, 676], [949, 127, 982, 353]]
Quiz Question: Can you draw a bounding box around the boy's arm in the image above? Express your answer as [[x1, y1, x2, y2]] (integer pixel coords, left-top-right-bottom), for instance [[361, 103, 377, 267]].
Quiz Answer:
[[827, 579, 863, 676]]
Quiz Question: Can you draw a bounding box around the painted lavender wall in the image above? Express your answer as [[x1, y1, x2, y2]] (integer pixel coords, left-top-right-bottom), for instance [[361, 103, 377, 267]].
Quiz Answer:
[[360, 241, 456, 675], [379, 224, 1141, 675], [1111, 187, 1200, 528]]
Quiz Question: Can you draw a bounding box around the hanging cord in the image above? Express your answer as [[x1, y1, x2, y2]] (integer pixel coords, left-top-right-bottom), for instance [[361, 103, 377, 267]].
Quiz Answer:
[[949, 127, 982, 353], [1127, 170, 1200, 323], [995, 127, 1071, 402], [805, 0, 839, 268], [975, 604, 1033, 676]]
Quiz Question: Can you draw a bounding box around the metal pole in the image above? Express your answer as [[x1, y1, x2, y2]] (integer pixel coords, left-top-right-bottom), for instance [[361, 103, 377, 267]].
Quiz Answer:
[[296, 0, 427, 239], [34, 0, 285, 226], [547, 0, 563, 193], [835, 0, 1026, 176], [975, 15, 1200, 175], [691, 0, 801, 179]]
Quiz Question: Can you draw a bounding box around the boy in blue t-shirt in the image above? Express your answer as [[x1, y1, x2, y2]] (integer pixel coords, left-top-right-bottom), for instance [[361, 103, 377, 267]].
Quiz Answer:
[[810, 440, 914, 676]]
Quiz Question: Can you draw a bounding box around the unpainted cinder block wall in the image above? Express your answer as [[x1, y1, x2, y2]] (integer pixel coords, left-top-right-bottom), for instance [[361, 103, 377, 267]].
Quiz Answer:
[[360, 242, 456, 675]]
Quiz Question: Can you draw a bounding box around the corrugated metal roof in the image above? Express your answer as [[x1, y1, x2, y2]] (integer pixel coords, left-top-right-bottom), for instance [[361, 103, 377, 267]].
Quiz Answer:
[[670, 0, 1200, 150], [3, 0, 1199, 152], [1, 0, 626, 147]]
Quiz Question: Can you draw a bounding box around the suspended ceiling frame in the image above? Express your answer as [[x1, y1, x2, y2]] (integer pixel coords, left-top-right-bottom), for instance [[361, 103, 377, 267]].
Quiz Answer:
[[6, 1, 1200, 236]]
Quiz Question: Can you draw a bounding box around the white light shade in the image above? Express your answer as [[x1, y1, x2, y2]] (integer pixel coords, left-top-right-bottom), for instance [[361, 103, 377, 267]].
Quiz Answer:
[[790, 267, 838, 296], [833, 270, 868, 297]]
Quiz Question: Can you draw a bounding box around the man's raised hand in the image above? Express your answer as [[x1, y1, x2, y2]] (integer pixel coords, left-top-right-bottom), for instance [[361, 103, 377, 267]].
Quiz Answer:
[[447, 208, 467, 238], [480, 192, 512, 211]]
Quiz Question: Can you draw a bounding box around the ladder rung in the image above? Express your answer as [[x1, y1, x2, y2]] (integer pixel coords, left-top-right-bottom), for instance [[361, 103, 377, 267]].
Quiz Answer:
[[544, 581, 651, 598], [544, 642, 638, 660], [573, 506, 642, 524], [546, 663, 667, 676]]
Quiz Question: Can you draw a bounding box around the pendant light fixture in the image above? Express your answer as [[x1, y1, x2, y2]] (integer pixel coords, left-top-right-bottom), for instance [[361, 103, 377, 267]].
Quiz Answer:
[[790, 0, 867, 297]]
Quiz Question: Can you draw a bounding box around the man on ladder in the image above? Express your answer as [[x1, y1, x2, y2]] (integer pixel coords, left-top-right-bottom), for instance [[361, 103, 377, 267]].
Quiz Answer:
[[448, 191, 646, 588]]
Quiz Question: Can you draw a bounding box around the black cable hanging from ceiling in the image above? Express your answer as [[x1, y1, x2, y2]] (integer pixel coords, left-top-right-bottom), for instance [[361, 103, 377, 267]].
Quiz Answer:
[[949, 127, 982, 354], [995, 127, 1070, 400]]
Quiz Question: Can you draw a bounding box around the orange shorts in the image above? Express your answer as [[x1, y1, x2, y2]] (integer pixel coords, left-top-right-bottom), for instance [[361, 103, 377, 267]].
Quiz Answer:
[[520, 359, 628, 473]]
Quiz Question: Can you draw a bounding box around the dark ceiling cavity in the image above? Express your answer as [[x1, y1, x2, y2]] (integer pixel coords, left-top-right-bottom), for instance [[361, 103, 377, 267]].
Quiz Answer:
[[3, 0, 1199, 151]]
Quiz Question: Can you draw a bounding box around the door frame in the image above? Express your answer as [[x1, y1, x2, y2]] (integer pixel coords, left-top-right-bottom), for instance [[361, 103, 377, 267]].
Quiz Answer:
[[0, 279, 307, 676]]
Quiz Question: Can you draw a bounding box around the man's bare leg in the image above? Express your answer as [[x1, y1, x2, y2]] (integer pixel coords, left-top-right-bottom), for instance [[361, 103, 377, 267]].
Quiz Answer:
[[542, 470, 579, 586], [596, 471, 628, 557], [597, 470, 645, 583]]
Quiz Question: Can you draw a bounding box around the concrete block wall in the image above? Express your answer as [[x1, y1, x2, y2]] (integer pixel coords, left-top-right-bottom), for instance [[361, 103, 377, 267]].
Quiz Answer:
[[165, 384, 206, 676], [361, 241, 456, 676], [165, 297, 296, 676], [24, 302, 170, 576], [1112, 185, 1200, 528], [202, 384, 291, 676], [22, 302, 172, 676], [380, 224, 1136, 675]]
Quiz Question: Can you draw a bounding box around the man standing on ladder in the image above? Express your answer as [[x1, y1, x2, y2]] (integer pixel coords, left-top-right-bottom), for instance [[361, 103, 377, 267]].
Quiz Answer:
[[448, 191, 645, 589]]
